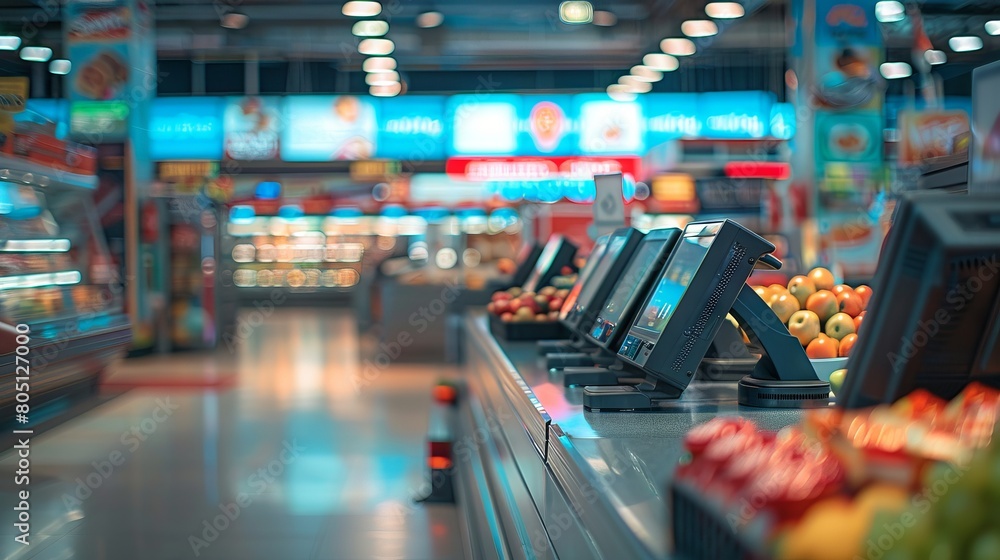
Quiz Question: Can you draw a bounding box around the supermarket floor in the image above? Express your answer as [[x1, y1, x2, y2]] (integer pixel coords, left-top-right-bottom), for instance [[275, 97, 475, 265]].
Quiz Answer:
[[0, 309, 466, 560]]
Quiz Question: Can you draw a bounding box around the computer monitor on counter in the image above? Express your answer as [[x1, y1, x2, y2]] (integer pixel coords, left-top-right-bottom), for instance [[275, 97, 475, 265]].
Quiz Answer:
[[839, 191, 1000, 408]]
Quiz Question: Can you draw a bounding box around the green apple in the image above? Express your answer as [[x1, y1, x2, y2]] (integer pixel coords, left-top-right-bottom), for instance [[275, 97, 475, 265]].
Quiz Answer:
[[829, 368, 847, 395]]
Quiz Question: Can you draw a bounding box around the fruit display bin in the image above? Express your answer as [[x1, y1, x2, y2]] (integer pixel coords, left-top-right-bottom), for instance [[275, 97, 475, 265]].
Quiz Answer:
[[671, 481, 768, 560], [489, 313, 567, 341]]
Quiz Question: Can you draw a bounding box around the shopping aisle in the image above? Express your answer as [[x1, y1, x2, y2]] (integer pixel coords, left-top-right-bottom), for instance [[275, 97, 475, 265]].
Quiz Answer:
[[0, 309, 465, 560]]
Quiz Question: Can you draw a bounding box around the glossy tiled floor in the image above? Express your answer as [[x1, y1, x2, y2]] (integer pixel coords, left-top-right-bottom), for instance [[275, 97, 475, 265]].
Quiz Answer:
[[0, 310, 465, 560]]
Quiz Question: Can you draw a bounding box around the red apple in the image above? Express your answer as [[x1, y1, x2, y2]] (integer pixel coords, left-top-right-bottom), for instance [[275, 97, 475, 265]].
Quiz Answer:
[[854, 285, 873, 309], [838, 333, 858, 357], [837, 291, 864, 318], [806, 290, 839, 324], [806, 335, 839, 359], [808, 267, 836, 292], [500, 312, 514, 322], [549, 297, 564, 312], [494, 300, 510, 315], [492, 291, 512, 302], [853, 311, 865, 333], [831, 284, 853, 297]]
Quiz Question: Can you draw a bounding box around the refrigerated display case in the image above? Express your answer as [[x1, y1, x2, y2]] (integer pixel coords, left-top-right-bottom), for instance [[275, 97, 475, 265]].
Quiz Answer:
[[220, 205, 414, 303], [0, 154, 131, 416]]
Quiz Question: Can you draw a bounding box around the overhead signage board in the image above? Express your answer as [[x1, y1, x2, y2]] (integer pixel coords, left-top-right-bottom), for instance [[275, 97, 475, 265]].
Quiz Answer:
[[281, 95, 379, 161], [150, 98, 224, 160]]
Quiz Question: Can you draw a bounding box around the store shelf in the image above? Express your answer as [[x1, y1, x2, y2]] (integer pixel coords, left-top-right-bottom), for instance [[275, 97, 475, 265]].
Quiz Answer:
[[457, 313, 802, 559], [0, 154, 98, 190]]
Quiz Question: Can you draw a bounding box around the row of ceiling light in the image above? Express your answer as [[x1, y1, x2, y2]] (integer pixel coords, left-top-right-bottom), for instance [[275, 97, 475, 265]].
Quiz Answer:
[[342, 1, 444, 97], [607, 2, 744, 101], [0, 37, 72, 75], [876, 0, 997, 79]]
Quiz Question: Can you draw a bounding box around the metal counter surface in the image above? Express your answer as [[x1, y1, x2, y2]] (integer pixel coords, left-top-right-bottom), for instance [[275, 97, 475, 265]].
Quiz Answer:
[[461, 313, 803, 558]]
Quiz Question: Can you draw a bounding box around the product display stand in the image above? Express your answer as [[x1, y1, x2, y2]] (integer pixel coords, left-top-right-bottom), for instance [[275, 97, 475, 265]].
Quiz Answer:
[[730, 284, 832, 408]]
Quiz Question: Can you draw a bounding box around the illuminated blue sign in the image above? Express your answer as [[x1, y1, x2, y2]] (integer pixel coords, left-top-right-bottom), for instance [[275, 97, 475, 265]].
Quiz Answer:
[[770, 103, 797, 140], [700, 91, 774, 139], [645, 94, 701, 145], [576, 94, 645, 155], [376, 96, 446, 160], [518, 96, 577, 156], [150, 98, 225, 160], [447, 94, 520, 155]]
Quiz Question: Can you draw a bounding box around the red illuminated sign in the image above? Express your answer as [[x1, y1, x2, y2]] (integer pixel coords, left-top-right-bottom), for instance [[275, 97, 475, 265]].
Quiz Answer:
[[446, 156, 641, 182], [723, 161, 791, 181]]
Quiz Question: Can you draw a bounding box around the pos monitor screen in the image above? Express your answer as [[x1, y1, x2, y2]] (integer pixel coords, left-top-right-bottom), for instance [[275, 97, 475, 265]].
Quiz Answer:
[[522, 235, 578, 293], [586, 228, 681, 352], [511, 242, 544, 288], [558, 234, 610, 324], [615, 220, 775, 394], [562, 227, 645, 333], [839, 192, 1000, 408]]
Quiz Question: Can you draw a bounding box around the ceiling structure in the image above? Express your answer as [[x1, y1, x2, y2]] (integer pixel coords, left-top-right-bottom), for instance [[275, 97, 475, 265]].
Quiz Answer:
[[0, 0, 997, 96]]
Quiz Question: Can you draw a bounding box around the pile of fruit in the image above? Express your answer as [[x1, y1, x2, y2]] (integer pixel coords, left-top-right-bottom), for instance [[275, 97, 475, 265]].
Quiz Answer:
[[672, 384, 1000, 560], [751, 266, 872, 361], [487, 285, 571, 323]]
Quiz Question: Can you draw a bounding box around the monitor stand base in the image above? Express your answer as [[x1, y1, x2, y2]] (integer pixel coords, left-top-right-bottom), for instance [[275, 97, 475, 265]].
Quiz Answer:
[[729, 286, 833, 408], [582, 378, 684, 411], [737, 375, 832, 408], [561, 361, 643, 387], [537, 337, 582, 356]]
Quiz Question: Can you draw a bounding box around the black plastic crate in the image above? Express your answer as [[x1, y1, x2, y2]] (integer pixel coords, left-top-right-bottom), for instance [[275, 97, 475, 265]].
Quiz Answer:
[[489, 314, 567, 341], [671, 481, 765, 560]]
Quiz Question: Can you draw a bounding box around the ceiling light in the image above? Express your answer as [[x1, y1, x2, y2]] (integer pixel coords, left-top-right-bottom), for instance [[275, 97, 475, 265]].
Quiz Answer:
[[559, 1, 593, 25], [370, 82, 402, 97], [705, 2, 744, 19], [365, 70, 399, 86], [875, 1, 905, 23], [363, 56, 396, 72], [681, 20, 718, 38], [358, 38, 394, 55], [593, 10, 617, 26], [630, 65, 663, 82], [343, 1, 382, 17], [0, 36, 21, 51], [416, 11, 444, 28], [643, 53, 679, 71], [949, 36, 983, 52], [19, 46, 52, 62], [221, 12, 249, 29], [661, 38, 696, 56], [924, 49, 947, 65], [879, 62, 912, 79], [49, 59, 71, 75], [986, 20, 1000, 36], [607, 84, 637, 102], [353, 20, 389, 37], [618, 75, 652, 93]]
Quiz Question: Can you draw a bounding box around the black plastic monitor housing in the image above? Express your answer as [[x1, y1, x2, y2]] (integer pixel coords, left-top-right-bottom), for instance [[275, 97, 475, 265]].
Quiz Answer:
[[510, 242, 543, 288], [839, 191, 1000, 408], [522, 235, 578, 294], [562, 227, 646, 335]]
